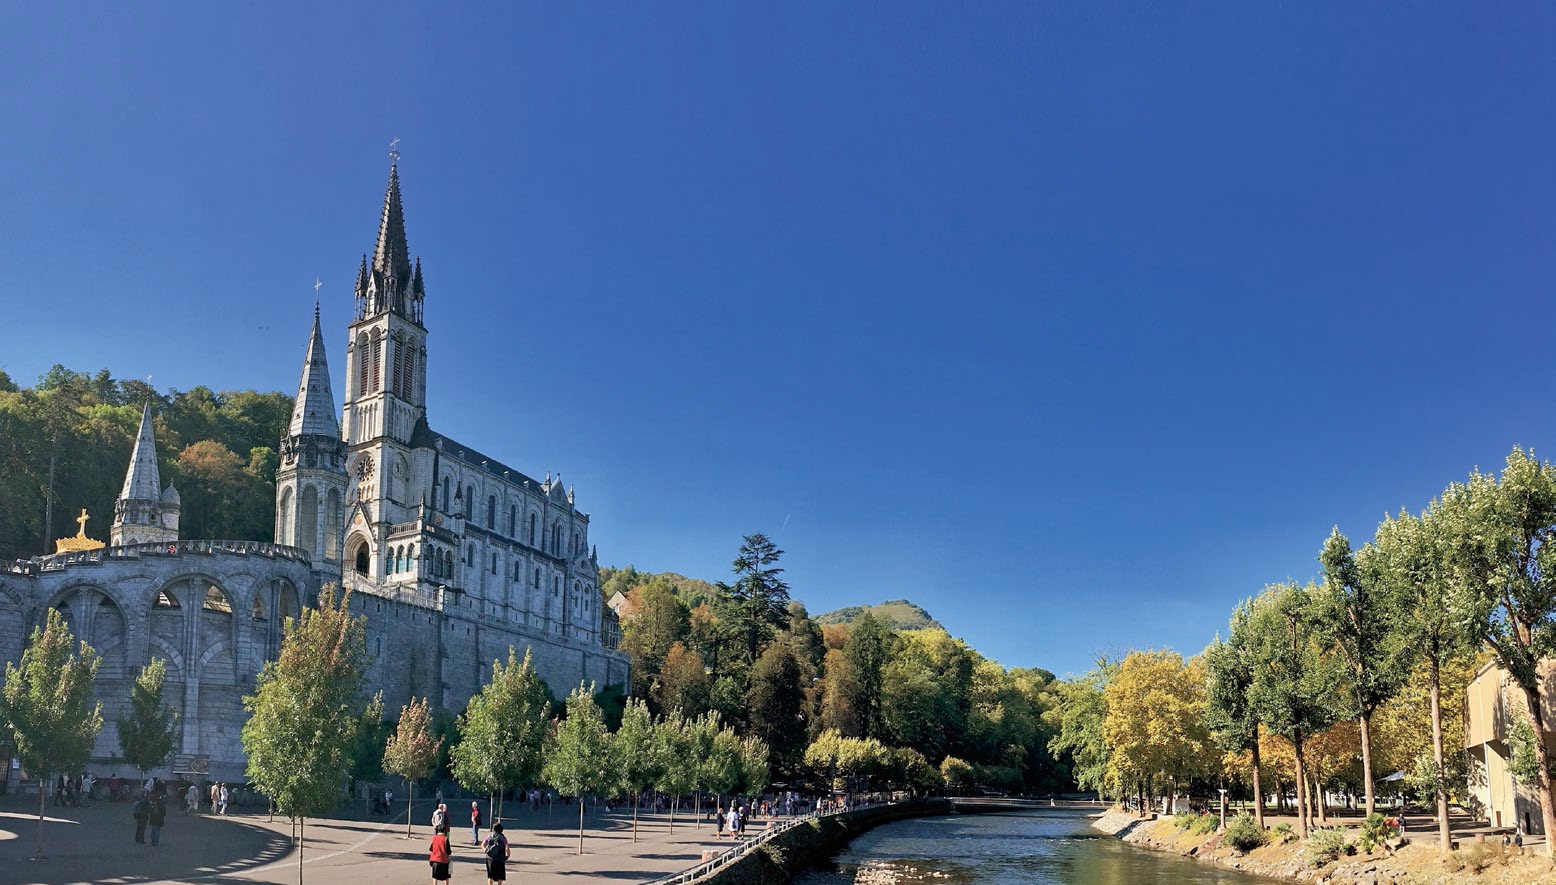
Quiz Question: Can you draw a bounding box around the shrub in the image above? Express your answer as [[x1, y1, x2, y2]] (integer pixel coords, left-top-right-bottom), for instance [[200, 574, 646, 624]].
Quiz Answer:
[[1224, 812, 1267, 853], [1358, 812, 1400, 853], [1189, 813, 1219, 835], [1173, 811, 1198, 830], [1304, 827, 1351, 868]]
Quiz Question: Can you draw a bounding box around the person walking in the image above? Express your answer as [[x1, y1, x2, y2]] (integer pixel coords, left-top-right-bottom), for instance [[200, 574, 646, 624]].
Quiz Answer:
[[132, 793, 150, 844], [482, 822, 509, 884], [432, 803, 447, 831], [219, 783, 229, 815], [209, 781, 220, 813], [148, 795, 167, 846], [186, 782, 199, 815], [429, 824, 452, 884], [470, 801, 482, 846]]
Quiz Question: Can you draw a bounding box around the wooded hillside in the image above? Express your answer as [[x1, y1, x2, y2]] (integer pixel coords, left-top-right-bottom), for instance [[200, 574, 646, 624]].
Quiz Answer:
[[0, 366, 291, 560]]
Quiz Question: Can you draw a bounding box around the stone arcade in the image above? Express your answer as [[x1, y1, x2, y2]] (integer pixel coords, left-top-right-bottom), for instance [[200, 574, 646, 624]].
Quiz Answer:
[[0, 161, 628, 783]]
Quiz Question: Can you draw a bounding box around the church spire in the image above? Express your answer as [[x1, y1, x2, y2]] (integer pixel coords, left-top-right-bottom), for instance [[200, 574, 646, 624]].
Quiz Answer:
[[288, 308, 341, 438], [373, 163, 412, 286], [120, 401, 162, 502], [357, 158, 422, 324]]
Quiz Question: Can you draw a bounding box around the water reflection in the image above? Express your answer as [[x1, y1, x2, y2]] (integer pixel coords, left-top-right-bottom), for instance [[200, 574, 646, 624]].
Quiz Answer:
[[794, 809, 1285, 885]]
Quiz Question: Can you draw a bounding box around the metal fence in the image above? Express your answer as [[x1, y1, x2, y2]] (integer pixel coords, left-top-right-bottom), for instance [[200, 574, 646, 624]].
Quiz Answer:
[[644, 802, 879, 885]]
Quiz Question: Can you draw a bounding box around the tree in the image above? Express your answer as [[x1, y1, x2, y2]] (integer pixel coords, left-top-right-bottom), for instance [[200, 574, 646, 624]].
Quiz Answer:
[[652, 711, 695, 832], [881, 628, 973, 762], [0, 608, 103, 859], [716, 533, 791, 668], [939, 756, 974, 792], [744, 643, 807, 777], [1047, 660, 1113, 800], [241, 585, 368, 885], [543, 683, 613, 855], [450, 647, 551, 824], [1366, 505, 1474, 856], [653, 641, 710, 716], [818, 648, 863, 737], [1102, 650, 1212, 814], [842, 613, 892, 739], [1437, 449, 1556, 854], [1246, 582, 1344, 840], [619, 578, 690, 701], [1316, 527, 1410, 816], [383, 697, 443, 838], [610, 698, 662, 842], [116, 657, 179, 776], [1204, 603, 1266, 828], [738, 734, 771, 798]]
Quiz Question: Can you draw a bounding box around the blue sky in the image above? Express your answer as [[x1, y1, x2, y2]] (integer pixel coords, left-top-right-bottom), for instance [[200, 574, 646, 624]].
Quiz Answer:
[[4, 4, 1553, 676]]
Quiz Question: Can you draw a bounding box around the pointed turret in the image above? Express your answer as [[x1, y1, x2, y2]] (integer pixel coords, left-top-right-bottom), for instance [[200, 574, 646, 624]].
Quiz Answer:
[[120, 402, 162, 502], [111, 402, 179, 547], [275, 304, 349, 563], [288, 308, 341, 438]]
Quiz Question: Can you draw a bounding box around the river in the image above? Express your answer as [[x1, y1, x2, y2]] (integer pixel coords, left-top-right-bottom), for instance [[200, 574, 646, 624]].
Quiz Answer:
[[792, 808, 1287, 885]]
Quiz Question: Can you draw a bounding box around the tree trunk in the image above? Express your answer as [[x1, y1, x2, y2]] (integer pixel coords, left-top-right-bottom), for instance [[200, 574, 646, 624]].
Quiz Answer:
[[405, 781, 414, 838], [1313, 774, 1327, 824], [1521, 684, 1556, 856], [1251, 734, 1266, 830], [1359, 710, 1376, 817], [488, 792, 496, 835], [632, 793, 639, 843], [1428, 653, 1451, 857], [1293, 730, 1309, 840], [577, 796, 585, 855], [35, 777, 45, 859], [43, 447, 56, 554], [298, 818, 305, 885], [669, 796, 676, 834], [695, 790, 702, 829]]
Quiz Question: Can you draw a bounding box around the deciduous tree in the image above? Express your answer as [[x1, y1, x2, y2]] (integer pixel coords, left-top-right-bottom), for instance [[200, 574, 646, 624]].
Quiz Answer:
[[116, 657, 179, 776], [543, 683, 613, 854], [383, 697, 443, 838], [1204, 603, 1265, 828], [0, 608, 103, 860], [1316, 527, 1410, 816], [451, 647, 551, 823], [241, 585, 368, 885]]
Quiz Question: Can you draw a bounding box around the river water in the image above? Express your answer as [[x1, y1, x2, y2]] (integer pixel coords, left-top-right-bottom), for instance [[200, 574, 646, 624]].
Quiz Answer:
[[792, 808, 1287, 885]]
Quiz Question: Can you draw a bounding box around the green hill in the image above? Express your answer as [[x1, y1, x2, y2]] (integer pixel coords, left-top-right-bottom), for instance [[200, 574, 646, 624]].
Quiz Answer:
[[814, 599, 941, 631]]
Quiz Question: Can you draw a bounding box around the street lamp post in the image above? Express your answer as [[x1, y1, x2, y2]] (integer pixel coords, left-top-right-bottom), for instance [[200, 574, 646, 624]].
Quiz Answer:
[[1219, 788, 1228, 831]]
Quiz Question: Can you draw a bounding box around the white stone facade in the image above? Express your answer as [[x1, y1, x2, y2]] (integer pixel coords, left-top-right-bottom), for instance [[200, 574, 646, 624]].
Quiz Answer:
[[0, 160, 627, 783]]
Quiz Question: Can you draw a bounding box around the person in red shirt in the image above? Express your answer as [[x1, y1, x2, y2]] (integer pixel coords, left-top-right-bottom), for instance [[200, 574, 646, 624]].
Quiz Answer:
[[429, 824, 452, 883]]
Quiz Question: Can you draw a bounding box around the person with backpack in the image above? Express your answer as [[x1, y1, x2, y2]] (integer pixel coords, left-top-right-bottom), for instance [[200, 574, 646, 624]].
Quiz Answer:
[[132, 794, 150, 844], [428, 824, 452, 884], [470, 801, 482, 845], [482, 822, 510, 883], [148, 795, 167, 846]]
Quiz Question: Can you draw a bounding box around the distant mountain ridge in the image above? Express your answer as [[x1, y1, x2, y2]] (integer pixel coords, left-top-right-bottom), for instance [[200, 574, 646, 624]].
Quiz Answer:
[[814, 599, 941, 631]]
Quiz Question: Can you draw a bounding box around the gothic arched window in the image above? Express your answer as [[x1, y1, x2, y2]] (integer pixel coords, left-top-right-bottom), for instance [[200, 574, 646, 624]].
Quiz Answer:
[[508, 505, 516, 537], [487, 495, 496, 527], [442, 476, 451, 512], [528, 513, 537, 546], [369, 329, 383, 394]]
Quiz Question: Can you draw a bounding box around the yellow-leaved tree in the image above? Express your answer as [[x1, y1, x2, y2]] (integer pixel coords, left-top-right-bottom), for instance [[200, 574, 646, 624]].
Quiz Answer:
[[1102, 650, 1213, 814]]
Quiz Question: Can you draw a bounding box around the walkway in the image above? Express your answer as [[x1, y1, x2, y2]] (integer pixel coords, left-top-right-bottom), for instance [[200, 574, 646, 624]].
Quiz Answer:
[[0, 797, 746, 885]]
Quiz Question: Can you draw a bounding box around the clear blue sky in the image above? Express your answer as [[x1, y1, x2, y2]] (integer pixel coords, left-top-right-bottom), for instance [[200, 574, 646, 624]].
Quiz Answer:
[[4, 4, 1553, 676]]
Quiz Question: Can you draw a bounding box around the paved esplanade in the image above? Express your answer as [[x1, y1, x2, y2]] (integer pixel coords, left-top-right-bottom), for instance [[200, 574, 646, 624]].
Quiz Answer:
[[0, 798, 738, 885]]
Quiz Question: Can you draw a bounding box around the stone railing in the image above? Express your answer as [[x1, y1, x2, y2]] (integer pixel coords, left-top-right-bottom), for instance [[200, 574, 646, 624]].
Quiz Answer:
[[5, 540, 312, 575]]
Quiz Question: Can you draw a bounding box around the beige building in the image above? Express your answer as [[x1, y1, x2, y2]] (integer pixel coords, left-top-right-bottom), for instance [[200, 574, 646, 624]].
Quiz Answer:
[[1464, 659, 1556, 835]]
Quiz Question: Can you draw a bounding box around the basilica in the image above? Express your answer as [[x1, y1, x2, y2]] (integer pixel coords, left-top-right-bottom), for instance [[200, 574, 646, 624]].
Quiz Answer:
[[0, 161, 628, 783]]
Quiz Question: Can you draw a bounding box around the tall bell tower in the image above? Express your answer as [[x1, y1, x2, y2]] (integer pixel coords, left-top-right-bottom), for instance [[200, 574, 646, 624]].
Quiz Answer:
[[339, 152, 430, 577]]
